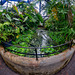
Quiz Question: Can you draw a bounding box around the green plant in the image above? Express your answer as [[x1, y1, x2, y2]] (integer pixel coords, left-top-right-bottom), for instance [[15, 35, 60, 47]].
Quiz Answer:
[[0, 2, 44, 43], [44, 1, 69, 30], [0, 21, 20, 43], [6, 30, 35, 57], [1, 1, 75, 57], [44, 0, 75, 44], [5, 2, 44, 32], [40, 45, 56, 56]]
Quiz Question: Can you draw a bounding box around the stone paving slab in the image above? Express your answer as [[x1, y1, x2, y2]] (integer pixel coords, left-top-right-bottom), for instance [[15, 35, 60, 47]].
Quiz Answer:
[[0, 53, 75, 75]]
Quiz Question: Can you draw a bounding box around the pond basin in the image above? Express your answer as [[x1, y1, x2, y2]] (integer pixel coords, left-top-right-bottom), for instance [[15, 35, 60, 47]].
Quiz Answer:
[[0, 46, 75, 75]]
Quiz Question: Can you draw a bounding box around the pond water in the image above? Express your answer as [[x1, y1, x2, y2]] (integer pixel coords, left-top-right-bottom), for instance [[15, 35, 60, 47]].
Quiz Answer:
[[29, 29, 54, 57]]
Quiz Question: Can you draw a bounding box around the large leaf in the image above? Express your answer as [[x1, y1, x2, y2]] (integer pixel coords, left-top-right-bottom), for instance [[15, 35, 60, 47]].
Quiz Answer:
[[0, 23, 3, 27], [5, 14, 11, 22], [13, 5, 19, 14], [0, 12, 2, 15], [3, 22, 10, 25], [18, 18, 23, 22], [25, 13, 32, 19], [32, 17, 37, 22], [36, 13, 44, 23], [23, 17, 28, 22], [13, 18, 20, 21], [15, 27, 20, 33], [19, 14, 24, 19]]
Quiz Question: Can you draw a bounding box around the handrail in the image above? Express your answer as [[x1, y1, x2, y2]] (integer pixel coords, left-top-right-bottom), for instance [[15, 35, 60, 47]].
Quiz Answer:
[[2, 40, 73, 60], [2, 40, 72, 49]]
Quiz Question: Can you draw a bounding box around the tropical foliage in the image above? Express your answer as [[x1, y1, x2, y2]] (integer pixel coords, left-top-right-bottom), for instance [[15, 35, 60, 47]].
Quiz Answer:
[[43, 0, 75, 44], [0, 1, 75, 57], [0, 2, 44, 42]]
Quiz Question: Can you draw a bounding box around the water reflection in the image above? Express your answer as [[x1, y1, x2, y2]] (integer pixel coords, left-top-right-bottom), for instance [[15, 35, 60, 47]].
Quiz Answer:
[[29, 29, 54, 57]]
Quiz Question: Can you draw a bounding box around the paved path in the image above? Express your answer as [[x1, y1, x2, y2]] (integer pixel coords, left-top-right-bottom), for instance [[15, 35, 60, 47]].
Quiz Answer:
[[0, 53, 75, 75]]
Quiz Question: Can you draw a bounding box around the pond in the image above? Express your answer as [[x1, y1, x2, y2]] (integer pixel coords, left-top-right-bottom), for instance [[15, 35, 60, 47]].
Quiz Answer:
[[29, 29, 54, 57], [30, 29, 53, 47]]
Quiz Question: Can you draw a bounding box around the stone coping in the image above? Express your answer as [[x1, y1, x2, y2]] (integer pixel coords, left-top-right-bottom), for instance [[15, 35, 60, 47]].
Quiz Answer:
[[0, 46, 75, 75]]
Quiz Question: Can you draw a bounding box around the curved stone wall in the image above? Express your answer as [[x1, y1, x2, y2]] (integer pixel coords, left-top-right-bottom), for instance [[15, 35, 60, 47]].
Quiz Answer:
[[0, 46, 75, 75]]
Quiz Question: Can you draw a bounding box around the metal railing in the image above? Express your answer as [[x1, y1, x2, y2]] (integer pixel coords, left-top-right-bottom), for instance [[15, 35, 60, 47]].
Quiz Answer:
[[2, 40, 73, 61]]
